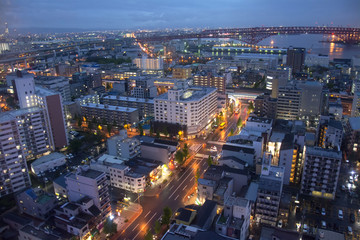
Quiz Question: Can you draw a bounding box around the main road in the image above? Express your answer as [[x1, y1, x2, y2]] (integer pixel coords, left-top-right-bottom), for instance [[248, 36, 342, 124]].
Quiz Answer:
[[118, 105, 248, 240]]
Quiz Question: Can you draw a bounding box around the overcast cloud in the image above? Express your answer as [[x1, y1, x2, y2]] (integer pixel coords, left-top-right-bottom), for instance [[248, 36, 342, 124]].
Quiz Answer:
[[0, 0, 359, 31]]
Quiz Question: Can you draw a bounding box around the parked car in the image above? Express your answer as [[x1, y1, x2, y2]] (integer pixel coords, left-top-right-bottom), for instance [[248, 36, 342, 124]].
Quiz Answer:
[[321, 220, 326, 229], [348, 226, 353, 235], [321, 208, 326, 216], [338, 209, 343, 219], [277, 220, 283, 228], [303, 224, 309, 233]]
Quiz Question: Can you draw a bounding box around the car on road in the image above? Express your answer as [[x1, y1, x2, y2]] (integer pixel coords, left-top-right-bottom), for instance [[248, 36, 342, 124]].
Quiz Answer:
[[277, 220, 283, 228], [348, 226, 353, 235], [303, 224, 309, 233], [321, 208, 326, 216], [210, 146, 217, 152], [321, 220, 326, 229], [338, 209, 343, 219]]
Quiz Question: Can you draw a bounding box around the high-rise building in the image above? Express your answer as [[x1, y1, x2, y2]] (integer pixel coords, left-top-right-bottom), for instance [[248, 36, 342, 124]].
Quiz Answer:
[[154, 86, 217, 137], [4, 22, 9, 35], [36, 87, 68, 149], [255, 163, 284, 226], [317, 116, 343, 149], [286, 47, 305, 74], [65, 166, 111, 219], [300, 147, 341, 200], [0, 107, 53, 159], [0, 110, 35, 197], [9, 72, 68, 149], [276, 84, 301, 120], [11, 71, 37, 108], [34, 76, 71, 102], [298, 81, 323, 118], [265, 68, 291, 98]]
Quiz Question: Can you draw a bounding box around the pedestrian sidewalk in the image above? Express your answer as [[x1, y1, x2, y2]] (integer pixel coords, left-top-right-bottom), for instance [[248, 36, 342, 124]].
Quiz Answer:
[[111, 202, 143, 240]]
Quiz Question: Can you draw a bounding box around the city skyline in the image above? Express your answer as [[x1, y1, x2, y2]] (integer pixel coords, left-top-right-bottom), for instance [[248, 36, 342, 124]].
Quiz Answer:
[[1, 0, 360, 33]]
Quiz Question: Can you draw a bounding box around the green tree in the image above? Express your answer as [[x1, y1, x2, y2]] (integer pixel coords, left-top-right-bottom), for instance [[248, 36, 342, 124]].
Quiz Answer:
[[156, 131, 160, 138], [107, 124, 112, 134], [68, 139, 82, 153], [247, 102, 254, 115], [150, 125, 154, 136], [162, 207, 172, 225], [154, 220, 161, 235], [77, 118, 82, 128], [175, 151, 184, 166], [195, 168, 201, 182], [162, 127, 169, 137], [103, 218, 117, 235], [229, 128, 235, 136], [237, 117, 242, 128], [206, 155, 213, 167], [183, 143, 189, 160], [144, 230, 153, 240], [137, 123, 144, 136]]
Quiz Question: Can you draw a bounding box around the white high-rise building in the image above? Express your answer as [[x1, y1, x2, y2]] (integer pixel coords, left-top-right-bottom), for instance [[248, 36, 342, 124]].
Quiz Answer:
[[154, 86, 217, 137], [12, 72, 37, 108], [133, 56, 163, 70]]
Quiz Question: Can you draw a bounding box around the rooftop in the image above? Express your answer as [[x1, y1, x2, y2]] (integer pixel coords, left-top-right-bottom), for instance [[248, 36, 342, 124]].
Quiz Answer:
[[31, 152, 66, 167], [225, 196, 249, 208], [222, 144, 255, 154], [0, 107, 43, 122], [155, 86, 216, 102], [20, 225, 60, 240], [193, 200, 217, 230], [348, 117, 360, 131], [247, 116, 273, 124], [81, 103, 137, 112], [258, 177, 282, 192], [53, 175, 67, 188], [306, 146, 342, 159], [3, 212, 33, 226], [103, 95, 154, 104]]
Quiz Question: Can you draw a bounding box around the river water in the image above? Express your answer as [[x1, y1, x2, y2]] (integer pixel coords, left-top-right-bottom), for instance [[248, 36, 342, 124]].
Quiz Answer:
[[258, 34, 360, 60]]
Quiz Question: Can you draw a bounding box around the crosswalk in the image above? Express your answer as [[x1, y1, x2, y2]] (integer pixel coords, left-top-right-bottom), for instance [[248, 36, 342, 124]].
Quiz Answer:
[[190, 143, 202, 153]]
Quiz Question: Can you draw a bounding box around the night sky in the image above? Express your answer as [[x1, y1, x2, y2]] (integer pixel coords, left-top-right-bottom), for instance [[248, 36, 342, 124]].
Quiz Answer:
[[1, 0, 360, 31]]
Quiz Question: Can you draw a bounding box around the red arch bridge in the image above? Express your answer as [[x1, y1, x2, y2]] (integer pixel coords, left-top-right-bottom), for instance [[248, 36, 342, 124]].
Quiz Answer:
[[136, 26, 360, 45]]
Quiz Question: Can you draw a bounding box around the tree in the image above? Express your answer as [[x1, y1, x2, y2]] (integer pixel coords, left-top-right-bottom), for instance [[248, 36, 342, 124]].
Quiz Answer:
[[150, 125, 154, 136], [144, 230, 153, 240], [103, 218, 117, 235], [162, 207, 172, 225], [68, 139, 82, 153], [154, 220, 161, 235], [229, 128, 234, 136], [107, 124, 112, 134], [206, 155, 213, 167], [77, 118, 82, 128], [195, 168, 201, 182], [156, 131, 160, 138], [229, 102, 234, 114], [237, 117, 242, 128], [137, 123, 144, 136], [162, 127, 169, 137], [183, 143, 189, 160], [175, 151, 184, 166], [247, 102, 254, 115]]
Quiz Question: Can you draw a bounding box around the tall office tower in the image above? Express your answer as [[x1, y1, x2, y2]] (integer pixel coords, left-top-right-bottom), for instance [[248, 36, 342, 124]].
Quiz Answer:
[[65, 167, 111, 219], [276, 84, 301, 120], [35, 87, 68, 149], [298, 81, 323, 118], [172, 65, 192, 79], [266, 68, 291, 98], [300, 147, 341, 200], [154, 86, 217, 137], [12, 71, 37, 108], [0, 110, 37, 197], [193, 71, 228, 94], [286, 47, 305, 74]]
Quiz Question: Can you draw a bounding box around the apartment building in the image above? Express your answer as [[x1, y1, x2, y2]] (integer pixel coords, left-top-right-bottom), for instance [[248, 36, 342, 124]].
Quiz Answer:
[[172, 65, 192, 79], [102, 95, 154, 120], [107, 130, 140, 159], [65, 166, 111, 219], [154, 87, 217, 137], [81, 103, 138, 126], [300, 147, 342, 200]]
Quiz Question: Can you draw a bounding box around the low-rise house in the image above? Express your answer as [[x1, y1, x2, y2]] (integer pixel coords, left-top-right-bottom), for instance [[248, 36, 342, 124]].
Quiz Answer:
[[16, 188, 58, 220], [31, 152, 66, 175]]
